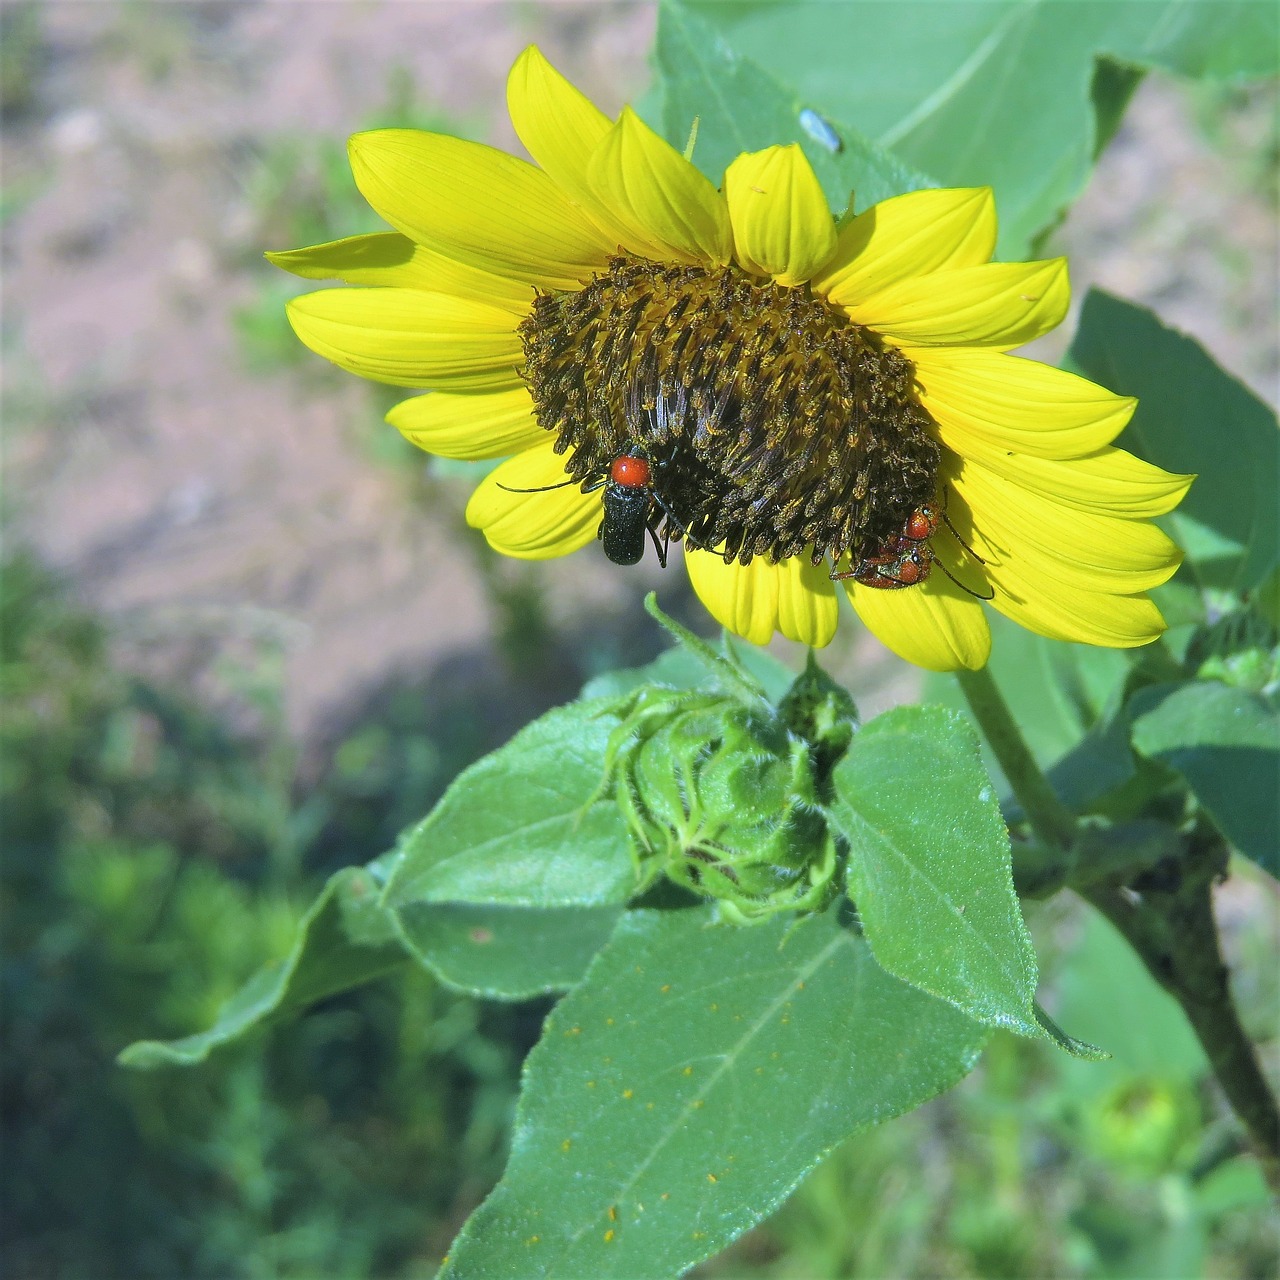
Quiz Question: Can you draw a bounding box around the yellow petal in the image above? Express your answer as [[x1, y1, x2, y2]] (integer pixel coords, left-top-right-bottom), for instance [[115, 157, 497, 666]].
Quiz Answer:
[[939, 463, 1176, 646], [847, 574, 991, 671], [465, 440, 600, 560], [348, 129, 612, 288], [587, 107, 733, 266], [724, 145, 837, 286], [506, 46, 649, 255], [815, 187, 997, 305], [990, 568, 1167, 648], [286, 288, 523, 390], [910, 348, 1136, 458], [684, 550, 839, 647], [386, 388, 545, 460], [853, 258, 1070, 350], [947, 439, 1194, 519], [951, 457, 1184, 594], [266, 234, 534, 314]]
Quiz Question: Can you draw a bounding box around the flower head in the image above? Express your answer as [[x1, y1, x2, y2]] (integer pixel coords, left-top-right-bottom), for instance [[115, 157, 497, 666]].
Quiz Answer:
[[272, 46, 1191, 670]]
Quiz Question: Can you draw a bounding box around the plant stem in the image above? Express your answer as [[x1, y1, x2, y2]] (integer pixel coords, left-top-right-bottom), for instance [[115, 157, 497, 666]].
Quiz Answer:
[[955, 664, 1280, 1187], [1085, 874, 1280, 1190], [954, 666, 1078, 851]]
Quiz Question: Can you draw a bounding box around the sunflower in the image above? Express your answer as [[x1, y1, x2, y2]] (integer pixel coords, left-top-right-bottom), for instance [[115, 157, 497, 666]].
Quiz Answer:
[[271, 46, 1190, 671]]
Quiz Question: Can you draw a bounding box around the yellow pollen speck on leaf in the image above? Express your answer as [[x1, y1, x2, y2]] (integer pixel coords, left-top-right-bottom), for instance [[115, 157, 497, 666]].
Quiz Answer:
[[707, 1173, 718, 1183], [661, 984, 672, 994], [683, 1066, 694, 1076], [561, 1139, 572, 1152], [525, 1237, 539, 1246], [623, 1089, 634, 1100], [608, 1206, 618, 1222], [565, 1026, 581, 1036], [693, 1100, 705, 1109], [604, 1229, 615, 1243]]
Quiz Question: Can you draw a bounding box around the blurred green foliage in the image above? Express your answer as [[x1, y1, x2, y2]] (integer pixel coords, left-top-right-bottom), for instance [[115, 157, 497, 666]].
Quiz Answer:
[[0, 550, 533, 1278], [4, 547, 1274, 1278]]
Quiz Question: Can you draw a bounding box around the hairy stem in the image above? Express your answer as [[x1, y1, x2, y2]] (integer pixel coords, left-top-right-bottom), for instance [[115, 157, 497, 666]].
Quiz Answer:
[[1085, 864, 1280, 1190], [956, 665, 1280, 1186], [954, 666, 1077, 850]]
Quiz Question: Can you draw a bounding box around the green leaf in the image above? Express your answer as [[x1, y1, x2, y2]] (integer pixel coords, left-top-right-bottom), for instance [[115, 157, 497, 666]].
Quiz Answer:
[[393, 903, 622, 1000], [681, 0, 1278, 256], [582, 629, 797, 705], [381, 699, 636, 911], [828, 705, 1042, 1039], [643, 594, 773, 709], [441, 906, 985, 1278], [1129, 680, 1279, 876], [1070, 289, 1280, 599], [1053, 910, 1207, 1092], [119, 865, 407, 1069], [655, 1, 936, 214], [580, 644, 710, 701]]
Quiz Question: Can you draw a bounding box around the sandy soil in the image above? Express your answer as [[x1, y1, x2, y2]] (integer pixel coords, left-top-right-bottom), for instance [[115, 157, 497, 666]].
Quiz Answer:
[[4, 1, 1276, 744]]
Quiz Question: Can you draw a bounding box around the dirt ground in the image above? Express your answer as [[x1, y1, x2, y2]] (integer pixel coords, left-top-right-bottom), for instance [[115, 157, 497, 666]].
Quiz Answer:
[[4, 0, 1277, 745]]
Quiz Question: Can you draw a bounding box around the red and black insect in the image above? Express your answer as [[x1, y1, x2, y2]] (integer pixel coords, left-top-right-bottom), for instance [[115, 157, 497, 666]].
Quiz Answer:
[[498, 442, 705, 568], [831, 500, 995, 600]]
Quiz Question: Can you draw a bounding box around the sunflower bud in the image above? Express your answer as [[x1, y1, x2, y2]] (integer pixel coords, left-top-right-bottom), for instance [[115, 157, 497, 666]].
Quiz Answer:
[[608, 689, 838, 923]]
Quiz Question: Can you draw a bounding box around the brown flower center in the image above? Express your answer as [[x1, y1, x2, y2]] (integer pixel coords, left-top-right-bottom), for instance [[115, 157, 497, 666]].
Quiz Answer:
[[518, 254, 940, 565]]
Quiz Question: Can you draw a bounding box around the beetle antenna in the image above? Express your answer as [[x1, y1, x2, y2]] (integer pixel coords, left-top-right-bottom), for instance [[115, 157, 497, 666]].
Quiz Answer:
[[937, 487, 986, 564], [497, 478, 576, 494], [939, 509, 987, 564], [934, 556, 995, 600]]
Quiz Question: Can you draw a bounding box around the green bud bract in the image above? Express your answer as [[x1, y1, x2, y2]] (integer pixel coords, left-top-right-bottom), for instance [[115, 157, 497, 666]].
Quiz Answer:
[[604, 687, 839, 923]]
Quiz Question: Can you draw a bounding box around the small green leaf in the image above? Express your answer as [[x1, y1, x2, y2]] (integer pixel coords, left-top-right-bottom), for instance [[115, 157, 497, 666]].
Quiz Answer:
[[1070, 289, 1280, 599], [581, 617, 796, 706], [681, 0, 1278, 257], [1054, 911, 1206, 1089], [440, 905, 986, 1278], [381, 699, 636, 911], [1129, 680, 1279, 876], [828, 705, 1042, 1039], [580, 645, 709, 701], [1032, 1003, 1108, 1062], [643, 593, 772, 709], [656, 1, 935, 212], [777, 651, 859, 777], [119, 866, 406, 1069], [393, 903, 622, 999]]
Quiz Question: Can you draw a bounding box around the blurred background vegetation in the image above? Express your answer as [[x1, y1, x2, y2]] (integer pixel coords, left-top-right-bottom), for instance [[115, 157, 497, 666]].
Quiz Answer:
[[3, 545, 1276, 1278], [2, 2, 1277, 1277]]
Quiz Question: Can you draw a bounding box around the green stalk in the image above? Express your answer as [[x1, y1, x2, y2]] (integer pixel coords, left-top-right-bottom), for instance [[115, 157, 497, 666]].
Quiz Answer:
[[955, 663, 1280, 1187], [954, 666, 1077, 851]]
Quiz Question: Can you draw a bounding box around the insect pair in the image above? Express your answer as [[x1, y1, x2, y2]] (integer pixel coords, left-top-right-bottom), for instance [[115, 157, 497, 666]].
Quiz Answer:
[[831, 501, 996, 600], [500, 444, 993, 600]]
